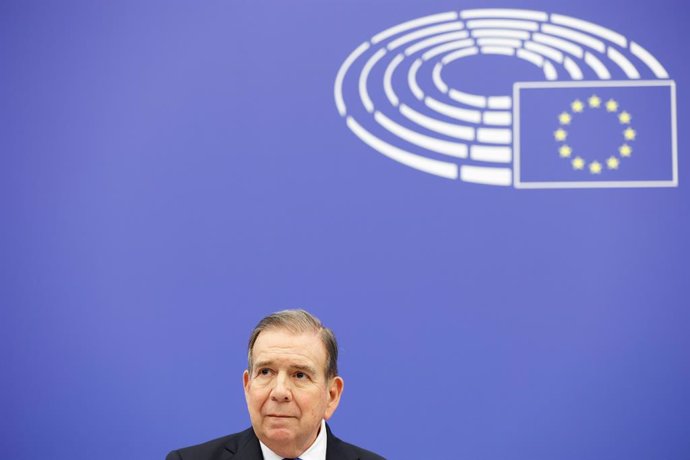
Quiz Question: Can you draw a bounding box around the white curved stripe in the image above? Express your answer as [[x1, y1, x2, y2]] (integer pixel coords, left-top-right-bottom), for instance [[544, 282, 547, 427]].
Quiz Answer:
[[425, 97, 482, 123], [550, 14, 627, 48], [541, 24, 605, 53], [532, 33, 583, 59], [441, 46, 479, 64], [466, 19, 539, 31], [432, 63, 448, 93], [346, 116, 459, 179], [477, 38, 521, 48], [405, 31, 470, 56], [448, 89, 486, 108], [383, 53, 404, 106], [525, 41, 564, 63], [470, 145, 512, 163], [374, 111, 468, 158], [608, 46, 640, 79], [359, 48, 386, 113], [516, 48, 544, 67], [372, 11, 459, 44], [488, 96, 511, 109], [400, 104, 475, 141], [543, 60, 557, 80], [460, 9, 547, 21], [423, 39, 475, 61], [471, 29, 530, 39], [563, 57, 584, 80], [387, 22, 465, 50], [334, 42, 370, 116], [481, 46, 515, 56], [585, 52, 611, 79], [460, 165, 512, 186], [408, 58, 424, 100], [477, 127, 512, 144], [630, 42, 669, 78], [482, 110, 512, 126]]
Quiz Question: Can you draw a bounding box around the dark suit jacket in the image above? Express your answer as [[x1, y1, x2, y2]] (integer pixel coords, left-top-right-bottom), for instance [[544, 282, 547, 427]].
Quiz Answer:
[[166, 424, 385, 460]]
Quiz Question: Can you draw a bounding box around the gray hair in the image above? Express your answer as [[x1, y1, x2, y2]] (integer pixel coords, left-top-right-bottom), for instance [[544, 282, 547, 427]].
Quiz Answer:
[[247, 309, 339, 379]]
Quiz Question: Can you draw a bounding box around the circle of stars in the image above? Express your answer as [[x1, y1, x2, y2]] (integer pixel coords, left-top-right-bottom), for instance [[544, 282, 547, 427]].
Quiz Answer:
[[554, 94, 636, 174]]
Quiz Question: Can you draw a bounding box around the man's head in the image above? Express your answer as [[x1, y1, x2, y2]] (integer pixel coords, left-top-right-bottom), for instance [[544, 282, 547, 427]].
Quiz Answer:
[[243, 309, 344, 458]]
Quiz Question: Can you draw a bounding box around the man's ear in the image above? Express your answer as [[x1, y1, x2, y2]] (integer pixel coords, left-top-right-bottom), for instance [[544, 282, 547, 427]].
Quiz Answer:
[[324, 376, 344, 420], [243, 369, 250, 393]]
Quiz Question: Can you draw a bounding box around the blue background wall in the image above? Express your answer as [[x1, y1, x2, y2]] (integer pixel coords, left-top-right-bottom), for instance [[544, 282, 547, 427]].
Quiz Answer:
[[2, 1, 689, 459]]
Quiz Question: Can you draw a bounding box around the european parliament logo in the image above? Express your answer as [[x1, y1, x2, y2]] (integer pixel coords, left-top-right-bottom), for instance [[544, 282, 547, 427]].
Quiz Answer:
[[334, 9, 678, 188]]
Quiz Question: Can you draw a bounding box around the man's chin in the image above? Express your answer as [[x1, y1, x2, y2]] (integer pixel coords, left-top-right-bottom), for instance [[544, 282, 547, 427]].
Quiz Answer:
[[262, 419, 298, 439], [260, 427, 302, 457]]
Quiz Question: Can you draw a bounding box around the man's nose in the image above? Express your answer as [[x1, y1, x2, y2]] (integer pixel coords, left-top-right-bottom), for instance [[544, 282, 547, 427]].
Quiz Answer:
[[270, 373, 292, 402]]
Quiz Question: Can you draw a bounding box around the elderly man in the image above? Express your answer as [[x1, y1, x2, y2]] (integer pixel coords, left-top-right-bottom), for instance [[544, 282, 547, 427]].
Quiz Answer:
[[167, 309, 384, 460]]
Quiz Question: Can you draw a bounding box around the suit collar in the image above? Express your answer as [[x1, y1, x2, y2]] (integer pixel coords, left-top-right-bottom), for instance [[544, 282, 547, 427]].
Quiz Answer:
[[225, 424, 361, 460], [325, 424, 362, 460], [222, 428, 263, 460]]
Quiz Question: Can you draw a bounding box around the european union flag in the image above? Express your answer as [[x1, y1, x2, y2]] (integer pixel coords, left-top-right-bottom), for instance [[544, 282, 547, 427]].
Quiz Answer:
[[513, 80, 677, 188]]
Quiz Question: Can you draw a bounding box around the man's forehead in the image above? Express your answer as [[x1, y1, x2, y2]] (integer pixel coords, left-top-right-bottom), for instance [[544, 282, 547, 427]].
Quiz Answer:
[[252, 329, 327, 364]]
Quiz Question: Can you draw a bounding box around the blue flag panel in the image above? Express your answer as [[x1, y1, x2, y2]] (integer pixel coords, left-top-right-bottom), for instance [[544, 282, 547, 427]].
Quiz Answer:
[[514, 80, 676, 188]]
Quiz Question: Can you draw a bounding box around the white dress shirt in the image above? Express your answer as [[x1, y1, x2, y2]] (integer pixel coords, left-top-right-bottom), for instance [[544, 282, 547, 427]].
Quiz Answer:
[[259, 419, 327, 460]]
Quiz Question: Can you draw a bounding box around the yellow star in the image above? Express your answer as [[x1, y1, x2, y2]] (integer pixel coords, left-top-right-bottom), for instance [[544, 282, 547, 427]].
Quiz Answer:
[[589, 161, 602, 174], [606, 99, 618, 112], [554, 128, 567, 141], [571, 99, 584, 113], [619, 144, 632, 157], [559, 112, 572, 125], [624, 127, 636, 140], [619, 111, 632, 124], [588, 95, 601, 108], [559, 145, 572, 158], [572, 156, 585, 170], [607, 156, 620, 169]]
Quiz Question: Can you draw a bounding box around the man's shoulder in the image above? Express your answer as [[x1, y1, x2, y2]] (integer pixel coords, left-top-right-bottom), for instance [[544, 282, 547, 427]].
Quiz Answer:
[[167, 425, 386, 460], [330, 438, 386, 460], [326, 425, 386, 460], [166, 427, 260, 460]]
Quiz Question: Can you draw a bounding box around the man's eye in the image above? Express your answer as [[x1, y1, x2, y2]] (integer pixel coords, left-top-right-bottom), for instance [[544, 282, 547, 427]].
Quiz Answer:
[[258, 368, 272, 376], [295, 372, 307, 379]]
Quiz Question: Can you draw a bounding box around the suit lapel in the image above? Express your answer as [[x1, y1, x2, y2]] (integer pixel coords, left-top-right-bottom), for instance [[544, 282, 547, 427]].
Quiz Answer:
[[325, 424, 359, 460], [222, 428, 264, 460]]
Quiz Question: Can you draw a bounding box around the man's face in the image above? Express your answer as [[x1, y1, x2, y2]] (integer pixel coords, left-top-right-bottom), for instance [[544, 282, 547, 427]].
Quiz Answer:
[[243, 328, 343, 458]]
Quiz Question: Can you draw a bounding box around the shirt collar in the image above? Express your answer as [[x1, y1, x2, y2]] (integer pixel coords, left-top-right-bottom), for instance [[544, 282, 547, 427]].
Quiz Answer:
[[259, 419, 328, 460]]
